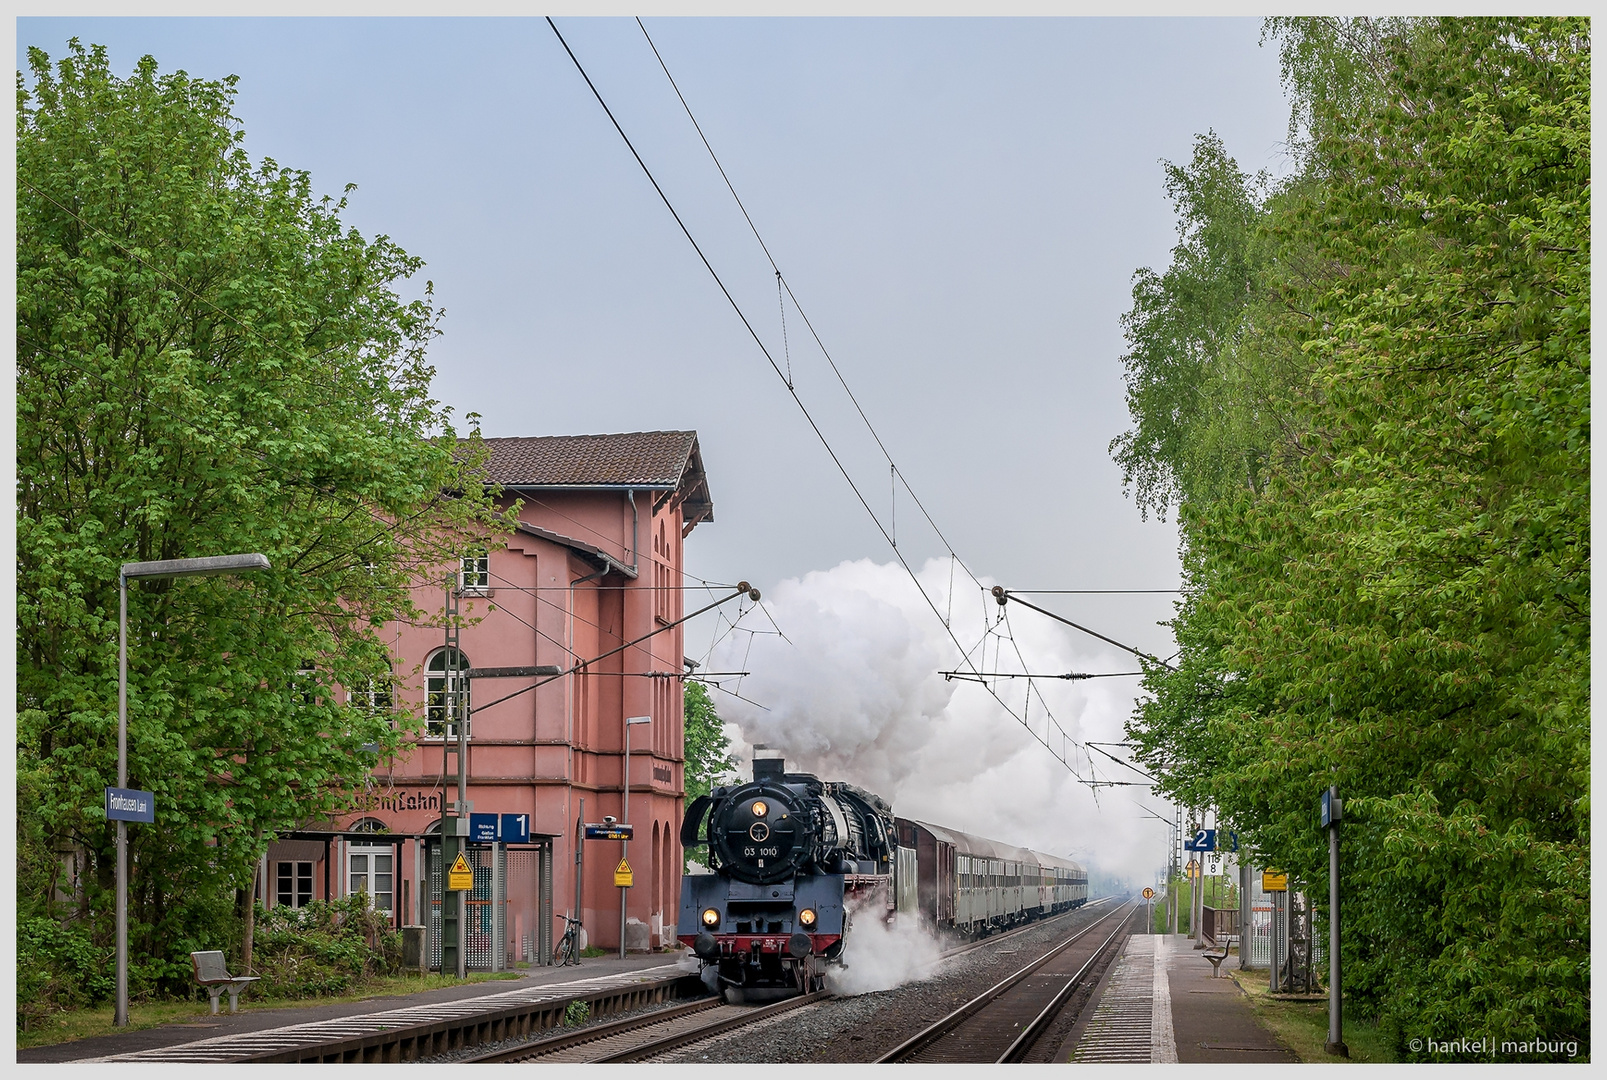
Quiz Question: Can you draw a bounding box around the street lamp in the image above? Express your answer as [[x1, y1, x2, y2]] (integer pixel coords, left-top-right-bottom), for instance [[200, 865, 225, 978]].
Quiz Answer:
[[115, 554, 270, 1027], [620, 715, 651, 959]]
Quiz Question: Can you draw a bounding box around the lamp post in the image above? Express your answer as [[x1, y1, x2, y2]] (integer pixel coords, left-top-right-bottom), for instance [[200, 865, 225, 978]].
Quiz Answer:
[[116, 554, 270, 1027], [620, 715, 651, 958]]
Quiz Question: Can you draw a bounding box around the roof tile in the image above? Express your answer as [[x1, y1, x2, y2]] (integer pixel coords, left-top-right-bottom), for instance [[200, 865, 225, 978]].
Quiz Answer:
[[476, 431, 697, 487]]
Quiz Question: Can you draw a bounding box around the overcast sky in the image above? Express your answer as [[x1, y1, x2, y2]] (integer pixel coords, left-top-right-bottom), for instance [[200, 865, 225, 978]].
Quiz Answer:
[[19, 16, 1294, 876]]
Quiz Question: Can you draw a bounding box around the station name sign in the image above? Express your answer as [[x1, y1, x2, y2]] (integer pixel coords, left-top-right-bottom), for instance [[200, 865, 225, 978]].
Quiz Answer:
[[106, 787, 156, 823]]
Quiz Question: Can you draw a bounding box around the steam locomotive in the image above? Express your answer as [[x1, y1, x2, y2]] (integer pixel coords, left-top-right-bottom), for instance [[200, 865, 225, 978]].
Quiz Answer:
[[678, 753, 1088, 999]]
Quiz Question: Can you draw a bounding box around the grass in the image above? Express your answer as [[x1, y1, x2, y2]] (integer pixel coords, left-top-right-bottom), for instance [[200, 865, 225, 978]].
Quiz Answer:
[[1228, 969, 1398, 1063], [18, 971, 522, 1051]]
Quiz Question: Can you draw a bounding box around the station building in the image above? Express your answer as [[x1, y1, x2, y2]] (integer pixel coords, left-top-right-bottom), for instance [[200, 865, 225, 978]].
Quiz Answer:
[[262, 431, 714, 958]]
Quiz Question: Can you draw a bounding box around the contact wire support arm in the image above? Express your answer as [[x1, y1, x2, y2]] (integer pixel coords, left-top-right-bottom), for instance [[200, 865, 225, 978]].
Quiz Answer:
[[469, 584, 759, 715], [992, 587, 1175, 671]]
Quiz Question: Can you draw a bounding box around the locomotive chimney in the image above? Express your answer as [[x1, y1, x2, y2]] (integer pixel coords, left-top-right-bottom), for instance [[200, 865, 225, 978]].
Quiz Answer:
[[752, 745, 785, 782]]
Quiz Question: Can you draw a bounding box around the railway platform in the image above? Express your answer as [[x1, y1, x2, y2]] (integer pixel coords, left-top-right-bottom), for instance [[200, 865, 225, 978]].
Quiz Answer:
[[19, 951, 695, 1064], [1065, 933, 1297, 1063]]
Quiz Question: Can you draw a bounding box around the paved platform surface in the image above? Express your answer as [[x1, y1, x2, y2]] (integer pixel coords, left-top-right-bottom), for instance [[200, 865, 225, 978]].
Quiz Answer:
[[19, 951, 690, 1063], [1069, 934, 1297, 1063]]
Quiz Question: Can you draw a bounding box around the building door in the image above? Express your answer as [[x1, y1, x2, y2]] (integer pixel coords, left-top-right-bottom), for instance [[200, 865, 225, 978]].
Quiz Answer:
[[348, 845, 395, 915]]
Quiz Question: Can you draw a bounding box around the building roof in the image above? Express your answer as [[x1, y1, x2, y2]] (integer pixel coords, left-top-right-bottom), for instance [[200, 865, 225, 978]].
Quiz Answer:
[[480, 431, 695, 487], [474, 431, 713, 529]]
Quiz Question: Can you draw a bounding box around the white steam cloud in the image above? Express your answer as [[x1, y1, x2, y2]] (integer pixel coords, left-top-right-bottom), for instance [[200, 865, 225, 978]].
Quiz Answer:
[[826, 902, 945, 997], [707, 558, 1167, 888]]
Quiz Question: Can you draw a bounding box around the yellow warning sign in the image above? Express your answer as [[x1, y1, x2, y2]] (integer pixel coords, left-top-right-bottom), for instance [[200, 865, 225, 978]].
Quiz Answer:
[[1186, 859, 1200, 878], [448, 852, 474, 891], [1262, 869, 1288, 893], [614, 858, 633, 888]]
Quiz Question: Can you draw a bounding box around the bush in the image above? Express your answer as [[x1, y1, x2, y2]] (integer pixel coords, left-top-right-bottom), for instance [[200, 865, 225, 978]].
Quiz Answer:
[[17, 917, 115, 1030], [250, 895, 403, 998]]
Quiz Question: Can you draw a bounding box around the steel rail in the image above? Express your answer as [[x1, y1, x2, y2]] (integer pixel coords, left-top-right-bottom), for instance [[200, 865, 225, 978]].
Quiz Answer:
[[598, 989, 831, 1062], [610, 903, 1107, 1064], [930, 896, 1112, 966], [467, 899, 1115, 1064], [875, 899, 1139, 1063], [996, 902, 1141, 1062], [461, 995, 722, 1063]]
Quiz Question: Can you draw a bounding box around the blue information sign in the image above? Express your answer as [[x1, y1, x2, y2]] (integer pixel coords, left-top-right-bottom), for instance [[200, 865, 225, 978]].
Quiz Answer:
[[469, 813, 500, 843], [1321, 790, 1342, 828], [500, 813, 530, 845], [1184, 828, 1217, 852], [106, 787, 156, 824]]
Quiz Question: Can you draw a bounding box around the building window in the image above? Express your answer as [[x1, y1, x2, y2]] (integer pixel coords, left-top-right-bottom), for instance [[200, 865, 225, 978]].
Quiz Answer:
[[277, 861, 314, 908], [460, 549, 490, 593], [426, 648, 471, 740], [292, 659, 319, 706], [349, 669, 395, 717], [348, 847, 393, 915]]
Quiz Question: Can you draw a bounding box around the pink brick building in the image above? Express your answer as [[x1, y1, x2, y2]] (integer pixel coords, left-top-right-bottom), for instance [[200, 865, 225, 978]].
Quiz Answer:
[[264, 431, 713, 956]]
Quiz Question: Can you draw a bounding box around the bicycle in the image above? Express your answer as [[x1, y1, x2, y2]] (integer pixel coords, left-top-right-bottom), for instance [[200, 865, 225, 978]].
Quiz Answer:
[[555, 915, 584, 966]]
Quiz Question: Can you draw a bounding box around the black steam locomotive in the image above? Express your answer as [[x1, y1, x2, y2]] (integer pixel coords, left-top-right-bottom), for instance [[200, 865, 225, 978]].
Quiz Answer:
[[679, 753, 1087, 999], [679, 753, 894, 998]]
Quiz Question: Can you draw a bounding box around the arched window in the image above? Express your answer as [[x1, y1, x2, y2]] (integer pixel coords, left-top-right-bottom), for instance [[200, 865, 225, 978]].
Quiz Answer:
[[426, 648, 471, 740]]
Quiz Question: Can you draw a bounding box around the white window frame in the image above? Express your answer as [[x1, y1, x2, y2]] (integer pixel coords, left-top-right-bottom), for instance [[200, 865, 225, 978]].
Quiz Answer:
[[347, 845, 395, 916], [426, 648, 471, 740], [348, 668, 396, 718], [459, 549, 490, 594], [276, 860, 314, 908]]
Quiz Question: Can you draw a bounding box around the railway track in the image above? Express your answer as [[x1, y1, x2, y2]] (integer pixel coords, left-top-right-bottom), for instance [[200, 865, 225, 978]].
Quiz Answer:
[[85, 900, 1118, 1065], [468, 899, 1116, 1064], [465, 989, 831, 1063], [83, 965, 702, 1064], [876, 898, 1141, 1063]]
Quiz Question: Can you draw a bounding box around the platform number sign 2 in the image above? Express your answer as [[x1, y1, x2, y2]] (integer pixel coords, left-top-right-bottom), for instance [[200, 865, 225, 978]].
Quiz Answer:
[[1184, 829, 1216, 852]]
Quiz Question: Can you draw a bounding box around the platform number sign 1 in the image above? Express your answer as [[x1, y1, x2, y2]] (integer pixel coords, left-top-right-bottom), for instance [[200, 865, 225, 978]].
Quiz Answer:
[[500, 814, 530, 845]]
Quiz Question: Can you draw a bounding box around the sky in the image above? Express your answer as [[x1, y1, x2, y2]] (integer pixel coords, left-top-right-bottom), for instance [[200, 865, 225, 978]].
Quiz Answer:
[[17, 16, 1294, 882]]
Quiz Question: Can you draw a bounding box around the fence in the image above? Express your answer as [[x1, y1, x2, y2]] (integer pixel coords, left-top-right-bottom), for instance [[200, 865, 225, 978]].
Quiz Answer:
[[427, 841, 553, 972], [1200, 905, 1240, 944], [1242, 869, 1325, 988]]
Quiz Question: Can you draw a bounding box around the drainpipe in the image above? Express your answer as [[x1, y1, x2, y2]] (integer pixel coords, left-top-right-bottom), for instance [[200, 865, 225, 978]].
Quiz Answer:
[[568, 559, 610, 903], [625, 489, 639, 576]]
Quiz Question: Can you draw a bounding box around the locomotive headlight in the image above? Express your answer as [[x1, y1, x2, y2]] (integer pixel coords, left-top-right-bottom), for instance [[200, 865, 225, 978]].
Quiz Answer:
[[701, 908, 721, 927], [751, 800, 769, 818], [798, 908, 817, 927]]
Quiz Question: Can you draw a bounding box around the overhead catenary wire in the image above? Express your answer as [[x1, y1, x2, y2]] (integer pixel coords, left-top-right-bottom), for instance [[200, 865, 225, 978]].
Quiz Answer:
[[632, 19, 1181, 782], [940, 670, 1147, 680], [469, 584, 756, 715], [634, 16, 989, 598], [1010, 589, 1183, 595], [562, 19, 1104, 783]]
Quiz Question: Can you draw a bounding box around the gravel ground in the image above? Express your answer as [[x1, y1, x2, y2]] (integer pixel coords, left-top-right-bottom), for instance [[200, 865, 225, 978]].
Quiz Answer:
[[658, 903, 1129, 1064]]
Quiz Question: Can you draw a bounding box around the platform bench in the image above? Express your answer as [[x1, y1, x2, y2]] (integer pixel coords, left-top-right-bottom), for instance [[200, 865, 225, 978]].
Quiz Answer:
[[191, 950, 260, 1014], [1203, 935, 1238, 978]]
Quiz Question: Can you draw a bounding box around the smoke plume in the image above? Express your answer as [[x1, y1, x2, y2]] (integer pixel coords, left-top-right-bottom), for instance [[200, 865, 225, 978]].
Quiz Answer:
[[707, 558, 1166, 887], [826, 901, 946, 997]]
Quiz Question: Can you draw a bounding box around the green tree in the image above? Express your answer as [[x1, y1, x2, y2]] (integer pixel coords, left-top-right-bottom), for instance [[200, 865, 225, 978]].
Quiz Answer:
[[16, 41, 512, 998], [682, 681, 736, 866], [1115, 18, 1588, 1059]]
